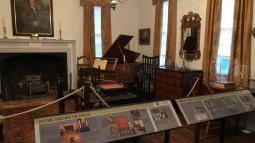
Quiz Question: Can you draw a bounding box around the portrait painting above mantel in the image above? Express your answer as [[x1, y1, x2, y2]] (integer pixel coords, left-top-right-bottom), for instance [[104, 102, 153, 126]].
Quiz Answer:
[[11, 0, 54, 37], [179, 11, 201, 61]]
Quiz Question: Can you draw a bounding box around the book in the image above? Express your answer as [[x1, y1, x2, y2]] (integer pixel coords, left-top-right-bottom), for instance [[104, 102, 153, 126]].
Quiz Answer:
[[212, 81, 236, 90], [93, 59, 108, 70]]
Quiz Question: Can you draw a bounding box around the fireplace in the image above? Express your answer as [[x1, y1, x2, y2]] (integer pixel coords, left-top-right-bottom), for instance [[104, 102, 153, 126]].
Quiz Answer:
[[0, 53, 68, 101], [0, 39, 77, 101]]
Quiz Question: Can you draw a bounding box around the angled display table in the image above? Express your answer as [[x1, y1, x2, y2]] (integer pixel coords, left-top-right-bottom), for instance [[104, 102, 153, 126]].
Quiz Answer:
[[34, 100, 182, 143], [176, 90, 255, 143]]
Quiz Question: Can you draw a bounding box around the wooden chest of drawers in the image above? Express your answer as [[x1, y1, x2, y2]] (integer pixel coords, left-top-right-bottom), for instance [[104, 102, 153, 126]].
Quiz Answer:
[[154, 67, 203, 100]]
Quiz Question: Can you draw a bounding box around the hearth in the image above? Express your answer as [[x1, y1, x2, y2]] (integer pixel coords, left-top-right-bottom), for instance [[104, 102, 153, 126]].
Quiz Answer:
[[0, 53, 68, 101]]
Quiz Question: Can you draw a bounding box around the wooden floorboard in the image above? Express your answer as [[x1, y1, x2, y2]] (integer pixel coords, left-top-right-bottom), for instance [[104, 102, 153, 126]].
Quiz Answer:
[[1, 97, 255, 143]]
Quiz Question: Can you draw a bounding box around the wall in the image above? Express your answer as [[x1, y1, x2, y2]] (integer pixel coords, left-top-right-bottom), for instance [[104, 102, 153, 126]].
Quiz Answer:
[[0, 0, 84, 58], [113, 0, 208, 67], [137, 0, 155, 58], [176, 0, 207, 69], [132, 0, 255, 80], [111, 0, 139, 52], [1, 0, 255, 77]]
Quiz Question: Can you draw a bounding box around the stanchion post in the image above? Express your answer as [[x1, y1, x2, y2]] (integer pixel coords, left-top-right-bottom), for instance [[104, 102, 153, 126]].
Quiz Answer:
[[83, 81, 91, 109], [57, 76, 65, 113], [194, 123, 201, 143], [219, 118, 225, 143], [164, 130, 170, 143]]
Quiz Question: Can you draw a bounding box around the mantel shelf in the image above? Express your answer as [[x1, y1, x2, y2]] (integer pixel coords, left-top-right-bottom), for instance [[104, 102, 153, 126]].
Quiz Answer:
[[0, 38, 75, 43]]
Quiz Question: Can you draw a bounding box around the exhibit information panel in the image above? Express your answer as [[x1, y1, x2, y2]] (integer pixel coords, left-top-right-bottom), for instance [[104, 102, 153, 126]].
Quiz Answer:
[[176, 90, 255, 125], [34, 100, 182, 143]]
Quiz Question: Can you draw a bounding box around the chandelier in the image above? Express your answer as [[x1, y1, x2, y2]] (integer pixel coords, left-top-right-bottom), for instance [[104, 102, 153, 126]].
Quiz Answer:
[[111, 0, 127, 10], [111, 0, 118, 10]]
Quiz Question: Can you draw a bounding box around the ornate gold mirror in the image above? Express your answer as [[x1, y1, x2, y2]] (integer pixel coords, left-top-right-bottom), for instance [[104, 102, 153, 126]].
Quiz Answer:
[[179, 12, 201, 61]]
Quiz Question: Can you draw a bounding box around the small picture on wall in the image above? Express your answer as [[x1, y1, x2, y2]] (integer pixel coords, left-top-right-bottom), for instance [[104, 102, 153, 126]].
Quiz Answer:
[[11, 0, 54, 37], [139, 28, 150, 45]]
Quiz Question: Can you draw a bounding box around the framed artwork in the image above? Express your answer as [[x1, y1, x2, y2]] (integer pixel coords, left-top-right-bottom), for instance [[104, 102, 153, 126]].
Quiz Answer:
[[11, 0, 54, 37], [139, 28, 150, 45], [252, 27, 255, 38]]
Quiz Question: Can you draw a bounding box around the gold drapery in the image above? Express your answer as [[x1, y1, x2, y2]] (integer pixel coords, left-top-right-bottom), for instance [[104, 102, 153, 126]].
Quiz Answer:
[[82, 0, 112, 62], [101, 4, 112, 55], [83, 3, 95, 61], [228, 0, 253, 87], [165, 0, 177, 62], [153, 0, 163, 56], [202, 0, 222, 83]]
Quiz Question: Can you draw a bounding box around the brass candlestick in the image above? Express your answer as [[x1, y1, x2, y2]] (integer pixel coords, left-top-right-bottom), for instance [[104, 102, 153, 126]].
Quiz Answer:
[[59, 29, 63, 40], [181, 50, 186, 70], [3, 27, 7, 39]]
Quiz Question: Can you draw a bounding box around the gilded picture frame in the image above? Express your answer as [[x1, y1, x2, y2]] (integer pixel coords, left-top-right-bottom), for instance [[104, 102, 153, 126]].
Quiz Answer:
[[252, 27, 255, 38], [11, 0, 54, 37]]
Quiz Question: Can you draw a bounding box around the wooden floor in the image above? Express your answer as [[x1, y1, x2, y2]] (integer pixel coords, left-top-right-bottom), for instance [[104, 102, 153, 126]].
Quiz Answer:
[[138, 128, 255, 143], [1, 97, 255, 143], [140, 123, 255, 143]]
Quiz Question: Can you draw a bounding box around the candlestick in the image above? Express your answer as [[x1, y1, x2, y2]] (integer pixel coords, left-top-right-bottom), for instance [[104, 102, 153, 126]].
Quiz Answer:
[[123, 55, 126, 63], [3, 27, 7, 39], [59, 29, 62, 40], [59, 21, 61, 30], [59, 21, 62, 40], [218, 63, 222, 81], [2, 18, 5, 28]]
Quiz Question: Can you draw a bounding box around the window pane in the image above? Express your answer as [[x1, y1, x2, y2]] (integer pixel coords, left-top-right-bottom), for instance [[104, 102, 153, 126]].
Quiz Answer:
[[160, 0, 169, 66], [217, 28, 232, 56], [216, 0, 234, 75], [216, 56, 230, 75], [94, 6, 102, 58]]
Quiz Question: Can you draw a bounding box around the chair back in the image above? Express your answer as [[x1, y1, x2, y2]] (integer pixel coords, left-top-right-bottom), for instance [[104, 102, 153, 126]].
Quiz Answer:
[[78, 68, 100, 87], [142, 55, 159, 78], [77, 56, 91, 68], [139, 55, 159, 99]]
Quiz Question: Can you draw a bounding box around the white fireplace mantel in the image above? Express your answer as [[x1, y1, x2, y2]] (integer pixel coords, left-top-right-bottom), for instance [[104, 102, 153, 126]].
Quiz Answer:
[[0, 38, 77, 88]]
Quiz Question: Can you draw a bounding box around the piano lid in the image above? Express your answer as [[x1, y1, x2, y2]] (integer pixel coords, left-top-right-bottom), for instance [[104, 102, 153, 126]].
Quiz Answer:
[[103, 34, 140, 64]]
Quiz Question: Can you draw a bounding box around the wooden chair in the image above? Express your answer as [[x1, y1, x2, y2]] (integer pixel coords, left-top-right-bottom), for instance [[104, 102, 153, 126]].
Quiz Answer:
[[77, 56, 91, 69], [138, 55, 159, 99], [77, 56, 92, 87], [57, 72, 96, 112], [78, 67, 100, 87]]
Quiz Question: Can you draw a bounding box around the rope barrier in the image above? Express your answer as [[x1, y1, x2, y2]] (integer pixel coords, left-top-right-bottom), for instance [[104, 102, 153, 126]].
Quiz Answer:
[[89, 84, 110, 107], [0, 86, 85, 121], [186, 77, 200, 97]]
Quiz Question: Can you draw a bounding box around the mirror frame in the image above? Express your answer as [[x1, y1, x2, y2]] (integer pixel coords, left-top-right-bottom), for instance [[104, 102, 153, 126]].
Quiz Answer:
[[180, 11, 201, 61]]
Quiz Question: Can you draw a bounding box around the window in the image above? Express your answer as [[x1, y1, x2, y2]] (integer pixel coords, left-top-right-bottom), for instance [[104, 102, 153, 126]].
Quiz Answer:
[[159, 0, 169, 66], [94, 6, 102, 58], [216, 0, 235, 75]]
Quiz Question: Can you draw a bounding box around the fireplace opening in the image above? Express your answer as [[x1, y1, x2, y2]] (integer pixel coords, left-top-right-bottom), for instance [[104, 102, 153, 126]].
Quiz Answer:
[[0, 53, 68, 101]]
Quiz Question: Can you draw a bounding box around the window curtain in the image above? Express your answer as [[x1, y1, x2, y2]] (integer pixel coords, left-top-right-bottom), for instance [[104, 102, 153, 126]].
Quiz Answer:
[[83, 2, 95, 62], [228, 0, 253, 87], [82, 0, 112, 61], [101, 3, 112, 55], [153, 0, 163, 56], [202, 0, 222, 83], [165, 0, 177, 62]]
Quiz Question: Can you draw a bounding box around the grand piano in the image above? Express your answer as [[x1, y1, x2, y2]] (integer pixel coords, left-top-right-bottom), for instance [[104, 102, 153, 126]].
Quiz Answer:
[[102, 34, 141, 85]]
